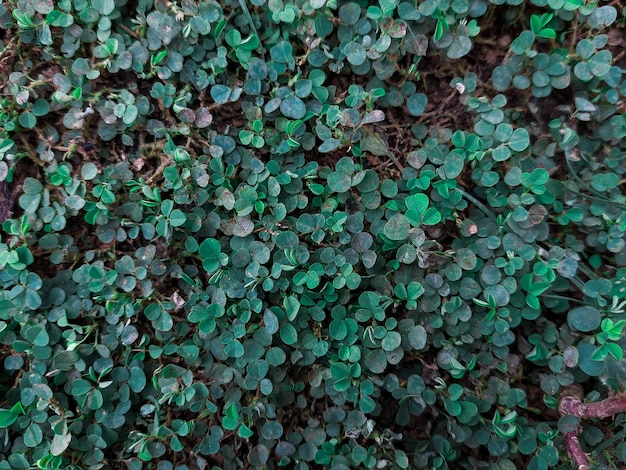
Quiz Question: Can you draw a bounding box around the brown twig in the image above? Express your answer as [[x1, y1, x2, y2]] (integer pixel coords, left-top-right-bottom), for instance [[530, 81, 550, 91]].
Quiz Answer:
[[147, 155, 172, 184]]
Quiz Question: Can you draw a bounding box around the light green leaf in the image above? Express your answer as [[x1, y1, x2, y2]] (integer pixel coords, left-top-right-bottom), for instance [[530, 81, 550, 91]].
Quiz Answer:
[[280, 323, 298, 345], [51, 433, 72, 456]]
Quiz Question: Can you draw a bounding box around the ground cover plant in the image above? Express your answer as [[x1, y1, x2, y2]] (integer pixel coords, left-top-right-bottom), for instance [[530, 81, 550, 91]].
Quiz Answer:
[[0, 0, 625, 468]]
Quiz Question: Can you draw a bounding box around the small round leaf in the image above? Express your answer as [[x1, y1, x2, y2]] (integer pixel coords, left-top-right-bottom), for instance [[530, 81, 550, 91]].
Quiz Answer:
[[568, 306, 601, 332]]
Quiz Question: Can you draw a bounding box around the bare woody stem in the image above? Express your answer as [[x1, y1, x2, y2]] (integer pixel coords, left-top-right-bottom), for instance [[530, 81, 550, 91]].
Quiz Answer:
[[559, 384, 626, 469], [564, 431, 590, 470], [559, 392, 626, 419]]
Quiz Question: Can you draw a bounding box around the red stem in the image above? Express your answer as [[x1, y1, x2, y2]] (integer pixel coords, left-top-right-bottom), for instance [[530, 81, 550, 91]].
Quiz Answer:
[[557, 385, 626, 469], [564, 431, 590, 470], [559, 391, 626, 419]]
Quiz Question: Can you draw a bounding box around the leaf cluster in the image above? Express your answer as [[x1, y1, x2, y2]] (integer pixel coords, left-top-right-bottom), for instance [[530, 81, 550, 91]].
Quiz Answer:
[[0, 0, 624, 469]]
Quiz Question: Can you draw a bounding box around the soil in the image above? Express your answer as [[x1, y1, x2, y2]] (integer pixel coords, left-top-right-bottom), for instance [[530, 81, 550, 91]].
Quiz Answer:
[[0, 181, 12, 223]]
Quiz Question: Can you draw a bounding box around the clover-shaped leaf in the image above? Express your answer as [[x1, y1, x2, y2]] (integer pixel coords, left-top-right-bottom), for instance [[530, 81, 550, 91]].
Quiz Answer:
[[199, 238, 222, 273], [405, 193, 441, 226]]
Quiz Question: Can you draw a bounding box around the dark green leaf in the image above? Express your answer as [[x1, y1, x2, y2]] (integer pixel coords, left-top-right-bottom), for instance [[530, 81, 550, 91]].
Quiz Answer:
[[568, 306, 601, 332]]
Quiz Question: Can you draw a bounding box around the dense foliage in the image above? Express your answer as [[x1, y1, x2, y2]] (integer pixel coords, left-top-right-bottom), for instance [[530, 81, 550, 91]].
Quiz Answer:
[[0, 0, 625, 468]]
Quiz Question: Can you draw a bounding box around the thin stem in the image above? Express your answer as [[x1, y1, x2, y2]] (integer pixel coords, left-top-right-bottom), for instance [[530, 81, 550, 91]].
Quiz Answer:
[[575, 262, 597, 280], [591, 426, 626, 457], [456, 188, 496, 220], [541, 294, 585, 304], [569, 275, 586, 292], [236, 0, 266, 59]]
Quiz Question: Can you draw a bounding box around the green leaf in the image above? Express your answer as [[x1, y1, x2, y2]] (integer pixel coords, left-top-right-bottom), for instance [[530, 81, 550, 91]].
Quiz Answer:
[[51, 433, 71, 456], [319, 138, 341, 153], [568, 306, 601, 332], [511, 30, 535, 55], [249, 444, 270, 466], [443, 152, 464, 179], [344, 41, 366, 66], [270, 41, 293, 63], [577, 342, 605, 376], [280, 323, 298, 345], [238, 423, 254, 438], [25, 325, 49, 346], [222, 416, 239, 430], [484, 285, 510, 307], [364, 349, 387, 373], [211, 85, 231, 104], [383, 214, 410, 240], [405, 193, 427, 212], [492, 65, 512, 91], [284, 296, 301, 321], [169, 209, 187, 227], [421, 207, 441, 225], [32, 98, 50, 116], [24, 423, 43, 447], [447, 36, 472, 59], [327, 171, 351, 193], [405, 193, 441, 226], [94, 0, 115, 15], [494, 123, 513, 142], [19, 111, 37, 129], [261, 421, 284, 440], [458, 401, 479, 424], [406, 93, 427, 116], [81, 162, 99, 180], [329, 319, 348, 340], [381, 331, 401, 351], [72, 379, 93, 396], [0, 409, 18, 428], [154, 311, 173, 331], [586, 6, 617, 29], [408, 325, 428, 351], [199, 238, 222, 273], [528, 455, 548, 470], [508, 128, 530, 152], [263, 310, 279, 335], [482, 108, 504, 125], [445, 398, 461, 416], [225, 29, 242, 47], [339, 3, 361, 25], [129, 366, 147, 393], [588, 50, 612, 77], [280, 95, 306, 119], [455, 248, 477, 270], [574, 62, 593, 81], [233, 217, 254, 237]]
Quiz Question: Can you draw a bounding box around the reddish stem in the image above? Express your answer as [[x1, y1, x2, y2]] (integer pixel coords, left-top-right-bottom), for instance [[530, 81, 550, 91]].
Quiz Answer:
[[559, 385, 626, 468], [564, 431, 590, 470], [559, 394, 626, 419]]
